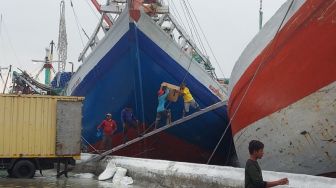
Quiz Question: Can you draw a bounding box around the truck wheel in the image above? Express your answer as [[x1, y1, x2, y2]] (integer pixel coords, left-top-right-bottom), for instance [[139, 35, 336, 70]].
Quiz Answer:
[[12, 160, 36, 178]]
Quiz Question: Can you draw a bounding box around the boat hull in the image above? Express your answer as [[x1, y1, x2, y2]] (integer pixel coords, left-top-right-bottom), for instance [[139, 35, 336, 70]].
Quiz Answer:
[[67, 10, 233, 164], [228, 0, 336, 175], [233, 82, 336, 175]]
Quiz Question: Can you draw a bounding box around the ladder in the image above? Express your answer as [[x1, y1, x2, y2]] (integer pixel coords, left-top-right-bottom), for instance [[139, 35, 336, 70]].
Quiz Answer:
[[78, 100, 227, 164]]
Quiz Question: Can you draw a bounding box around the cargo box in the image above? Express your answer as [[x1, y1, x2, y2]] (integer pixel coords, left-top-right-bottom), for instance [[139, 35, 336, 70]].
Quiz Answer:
[[161, 82, 180, 102]]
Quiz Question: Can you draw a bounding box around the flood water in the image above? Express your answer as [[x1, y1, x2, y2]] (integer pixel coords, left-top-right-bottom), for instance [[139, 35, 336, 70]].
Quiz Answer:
[[0, 170, 163, 188]]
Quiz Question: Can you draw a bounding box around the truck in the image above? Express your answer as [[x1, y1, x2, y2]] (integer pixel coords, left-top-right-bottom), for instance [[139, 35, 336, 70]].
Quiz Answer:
[[0, 94, 83, 178]]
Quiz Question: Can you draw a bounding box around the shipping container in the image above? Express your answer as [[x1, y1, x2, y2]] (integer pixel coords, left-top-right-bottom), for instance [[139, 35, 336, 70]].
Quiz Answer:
[[0, 94, 84, 178]]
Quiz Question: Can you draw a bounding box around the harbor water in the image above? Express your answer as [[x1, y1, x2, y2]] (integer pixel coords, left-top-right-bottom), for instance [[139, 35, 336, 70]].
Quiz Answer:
[[0, 170, 163, 188]]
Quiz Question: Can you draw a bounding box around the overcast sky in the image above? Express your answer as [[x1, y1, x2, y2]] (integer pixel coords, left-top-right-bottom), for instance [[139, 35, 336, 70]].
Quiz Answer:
[[0, 0, 287, 85]]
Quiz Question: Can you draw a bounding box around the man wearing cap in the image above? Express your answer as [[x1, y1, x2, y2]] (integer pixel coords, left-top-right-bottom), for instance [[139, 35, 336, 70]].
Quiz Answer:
[[154, 86, 171, 129], [97, 113, 117, 151]]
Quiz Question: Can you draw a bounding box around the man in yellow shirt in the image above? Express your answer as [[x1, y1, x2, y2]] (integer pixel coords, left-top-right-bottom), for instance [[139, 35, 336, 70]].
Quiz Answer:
[[180, 82, 200, 117]]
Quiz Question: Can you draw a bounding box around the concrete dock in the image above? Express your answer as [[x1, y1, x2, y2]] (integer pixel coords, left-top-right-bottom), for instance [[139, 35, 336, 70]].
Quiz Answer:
[[75, 153, 336, 188]]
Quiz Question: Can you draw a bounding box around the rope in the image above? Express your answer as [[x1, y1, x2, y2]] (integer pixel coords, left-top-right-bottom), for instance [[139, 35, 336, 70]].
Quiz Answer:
[[181, 0, 207, 56], [85, 0, 101, 21], [178, 0, 195, 41], [168, 1, 221, 81], [169, 0, 188, 31], [206, 120, 231, 164], [185, 0, 226, 80], [206, 0, 295, 164], [2, 65, 11, 94], [182, 0, 219, 80], [167, 0, 195, 82], [81, 136, 102, 154], [70, 0, 85, 47], [225, 136, 233, 165], [168, 1, 215, 83], [235, 0, 295, 142], [0, 15, 23, 69]]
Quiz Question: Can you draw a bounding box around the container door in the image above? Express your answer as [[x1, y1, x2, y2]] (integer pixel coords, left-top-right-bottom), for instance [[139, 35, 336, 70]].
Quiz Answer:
[[56, 101, 82, 155]]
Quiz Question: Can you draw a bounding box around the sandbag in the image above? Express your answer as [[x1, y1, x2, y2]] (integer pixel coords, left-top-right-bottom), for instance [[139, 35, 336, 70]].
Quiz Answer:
[[112, 167, 127, 184], [120, 176, 134, 185], [98, 161, 117, 181]]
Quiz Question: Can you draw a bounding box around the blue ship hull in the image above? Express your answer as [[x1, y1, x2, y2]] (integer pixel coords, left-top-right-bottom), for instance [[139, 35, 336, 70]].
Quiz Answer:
[[71, 23, 233, 164]]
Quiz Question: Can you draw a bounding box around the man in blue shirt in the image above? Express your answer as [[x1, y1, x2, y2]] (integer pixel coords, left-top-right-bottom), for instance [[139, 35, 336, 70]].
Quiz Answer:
[[154, 86, 171, 129], [121, 106, 139, 143]]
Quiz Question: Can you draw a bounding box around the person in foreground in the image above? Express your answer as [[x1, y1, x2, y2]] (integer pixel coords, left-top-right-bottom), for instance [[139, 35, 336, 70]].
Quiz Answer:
[[245, 140, 289, 188]]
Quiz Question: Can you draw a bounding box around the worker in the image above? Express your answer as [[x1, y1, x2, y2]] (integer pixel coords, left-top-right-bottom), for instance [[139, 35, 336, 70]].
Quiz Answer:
[[121, 106, 139, 143], [154, 86, 171, 129], [97, 113, 117, 151], [245, 140, 289, 188], [179, 82, 200, 117]]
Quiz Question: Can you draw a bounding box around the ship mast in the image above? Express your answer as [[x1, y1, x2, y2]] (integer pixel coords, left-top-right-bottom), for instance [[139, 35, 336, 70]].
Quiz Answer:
[[259, 0, 263, 30], [57, 0, 68, 73], [32, 41, 56, 85]]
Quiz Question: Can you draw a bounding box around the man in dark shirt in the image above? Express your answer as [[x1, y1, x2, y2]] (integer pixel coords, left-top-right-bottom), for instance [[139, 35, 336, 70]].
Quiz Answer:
[[245, 140, 289, 188], [121, 106, 139, 143]]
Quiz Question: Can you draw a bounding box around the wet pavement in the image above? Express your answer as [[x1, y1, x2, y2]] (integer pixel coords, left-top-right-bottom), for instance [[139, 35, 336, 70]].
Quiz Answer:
[[0, 170, 163, 188]]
